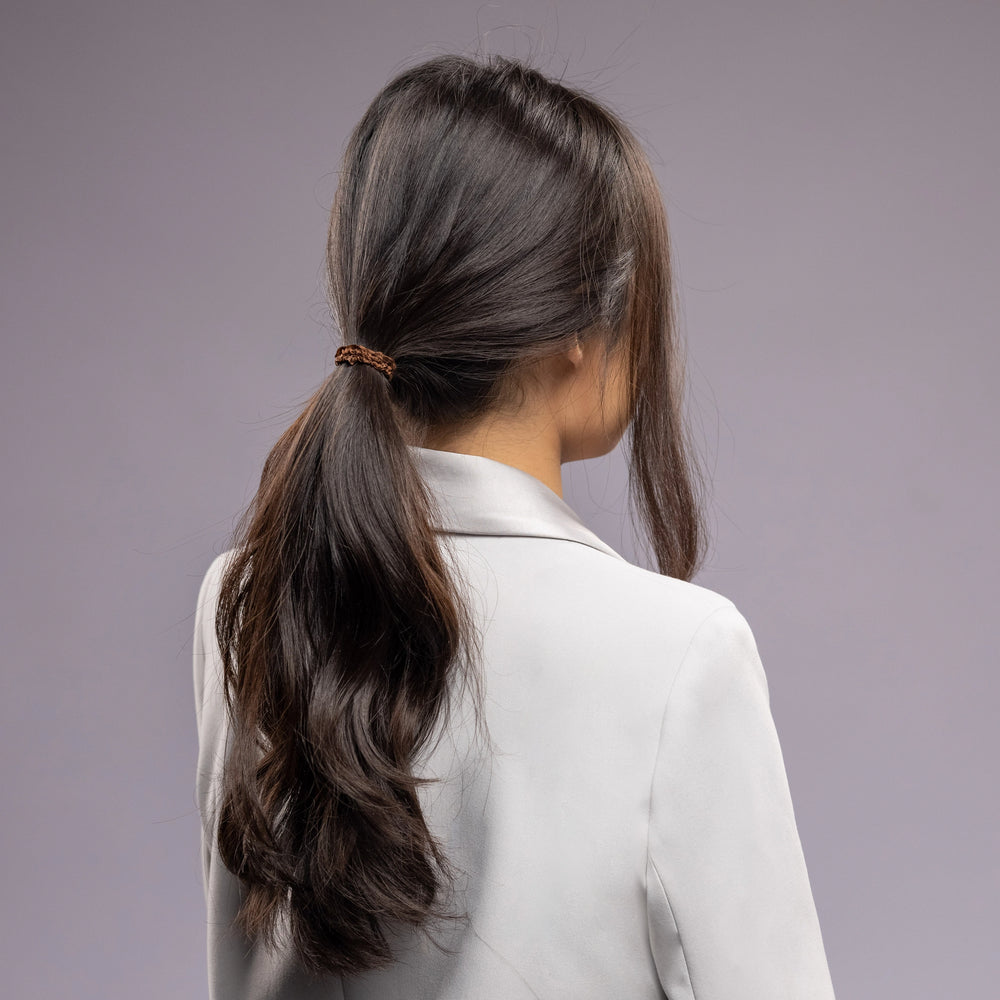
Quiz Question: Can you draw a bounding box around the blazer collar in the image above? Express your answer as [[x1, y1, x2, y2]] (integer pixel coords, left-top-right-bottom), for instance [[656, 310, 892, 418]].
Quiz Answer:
[[407, 445, 626, 562]]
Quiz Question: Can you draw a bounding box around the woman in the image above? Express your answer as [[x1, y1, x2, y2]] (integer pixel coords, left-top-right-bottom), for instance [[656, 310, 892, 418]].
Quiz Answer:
[[192, 54, 837, 999]]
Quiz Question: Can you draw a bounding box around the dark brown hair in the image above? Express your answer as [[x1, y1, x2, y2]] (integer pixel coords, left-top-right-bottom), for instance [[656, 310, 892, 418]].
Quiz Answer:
[[212, 52, 707, 977]]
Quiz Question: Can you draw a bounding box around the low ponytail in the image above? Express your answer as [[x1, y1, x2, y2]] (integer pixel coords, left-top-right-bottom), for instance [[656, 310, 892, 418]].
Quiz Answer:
[[211, 52, 706, 978], [214, 355, 481, 975]]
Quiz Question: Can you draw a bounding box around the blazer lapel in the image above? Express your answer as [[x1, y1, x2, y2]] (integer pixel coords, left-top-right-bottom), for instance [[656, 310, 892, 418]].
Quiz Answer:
[[407, 445, 627, 562]]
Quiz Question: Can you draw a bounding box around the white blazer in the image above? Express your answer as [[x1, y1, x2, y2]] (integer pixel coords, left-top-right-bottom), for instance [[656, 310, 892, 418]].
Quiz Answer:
[[193, 444, 837, 999]]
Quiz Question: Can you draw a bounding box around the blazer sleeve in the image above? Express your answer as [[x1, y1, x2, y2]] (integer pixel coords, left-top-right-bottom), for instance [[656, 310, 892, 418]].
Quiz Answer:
[[645, 603, 836, 1000], [192, 552, 227, 896]]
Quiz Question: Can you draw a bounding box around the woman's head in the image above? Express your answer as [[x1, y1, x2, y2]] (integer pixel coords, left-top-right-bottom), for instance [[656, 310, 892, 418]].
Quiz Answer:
[[213, 53, 707, 979], [327, 55, 692, 472]]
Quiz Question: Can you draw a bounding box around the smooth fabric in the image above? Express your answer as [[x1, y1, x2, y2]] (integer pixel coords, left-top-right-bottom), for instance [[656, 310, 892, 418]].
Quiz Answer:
[[193, 445, 837, 999]]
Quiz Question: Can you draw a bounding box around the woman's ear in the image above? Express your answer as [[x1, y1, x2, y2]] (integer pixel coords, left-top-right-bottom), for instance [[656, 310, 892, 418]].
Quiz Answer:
[[565, 335, 585, 369]]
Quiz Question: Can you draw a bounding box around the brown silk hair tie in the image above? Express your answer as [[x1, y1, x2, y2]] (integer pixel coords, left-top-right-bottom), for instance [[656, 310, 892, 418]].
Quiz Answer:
[[334, 344, 396, 381]]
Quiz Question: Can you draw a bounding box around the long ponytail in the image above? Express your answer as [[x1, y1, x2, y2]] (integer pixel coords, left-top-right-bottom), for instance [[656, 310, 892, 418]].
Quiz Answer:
[[214, 357, 481, 974], [212, 52, 707, 977]]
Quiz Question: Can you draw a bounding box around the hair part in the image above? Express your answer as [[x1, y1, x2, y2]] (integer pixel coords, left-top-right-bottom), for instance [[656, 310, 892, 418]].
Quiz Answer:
[[212, 51, 707, 977]]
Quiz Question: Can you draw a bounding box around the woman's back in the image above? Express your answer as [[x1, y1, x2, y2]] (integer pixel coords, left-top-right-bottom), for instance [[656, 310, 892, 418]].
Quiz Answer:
[[194, 446, 835, 998]]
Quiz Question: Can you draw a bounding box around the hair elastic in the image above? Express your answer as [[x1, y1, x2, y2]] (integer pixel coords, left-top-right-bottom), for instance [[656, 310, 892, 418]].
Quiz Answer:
[[335, 344, 396, 381]]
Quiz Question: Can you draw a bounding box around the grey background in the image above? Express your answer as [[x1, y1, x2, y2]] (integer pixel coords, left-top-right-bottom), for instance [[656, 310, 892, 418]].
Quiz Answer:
[[2, 1, 996, 997]]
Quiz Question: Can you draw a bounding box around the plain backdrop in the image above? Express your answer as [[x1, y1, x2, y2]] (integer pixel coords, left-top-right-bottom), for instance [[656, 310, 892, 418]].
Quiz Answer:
[[2, 1, 997, 997]]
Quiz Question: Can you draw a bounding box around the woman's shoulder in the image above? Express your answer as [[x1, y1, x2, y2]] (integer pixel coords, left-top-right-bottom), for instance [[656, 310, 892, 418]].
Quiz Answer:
[[606, 547, 734, 614], [520, 533, 740, 639], [199, 547, 238, 597]]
